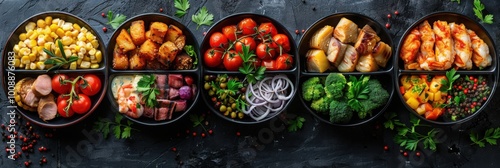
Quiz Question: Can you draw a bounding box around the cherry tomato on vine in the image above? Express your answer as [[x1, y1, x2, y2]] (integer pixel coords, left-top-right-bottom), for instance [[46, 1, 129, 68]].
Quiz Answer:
[[57, 95, 69, 104], [272, 34, 291, 53], [275, 53, 294, 70], [238, 18, 257, 35], [209, 32, 228, 48], [204, 48, 224, 68], [261, 60, 278, 70], [234, 37, 257, 53], [57, 99, 74, 118], [223, 50, 243, 71], [256, 43, 276, 60], [71, 94, 91, 114], [79, 74, 101, 96], [222, 25, 238, 41], [257, 22, 278, 39], [51, 74, 71, 94]]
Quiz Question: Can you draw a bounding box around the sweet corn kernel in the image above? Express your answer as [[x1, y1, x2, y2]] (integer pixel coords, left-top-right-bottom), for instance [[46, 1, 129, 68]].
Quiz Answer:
[[77, 33, 86, 41], [80, 27, 88, 33], [83, 55, 90, 61], [37, 19, 46, 28], [20, 63, 25, 68], [43, 27, 51, 35], [13, 59, 20, 67], [13, 45, 20, 53], [28, 39, 37, 48], [71, 30, 79, 37], [37, 36, 45, 46], [21, 56, 30, 64], [19, 33, 27, 41], [69, 62, 77, 70], [43, 43, 52, 50], [73, 23, 81, 31], [29, 53, 36, 61], [29, 63, 36, 70], [36, 62, 45, 70], [52, 18, 59, 24], [64, 49, 72, 57], [19, 48, 30, 56], [61, 36, 73, 46], [31, 46, 39, 55], [29, 31, 38, 40], [45, 16, 52, 25], [88, 48, 96, 55], [75, 45, 80, 52], [65, 31, 72, 37], [25, 22, 36, 32], [44, 35, 53, 43], [90, 59, 98, 64], [80, 61, 90, 68], [56, 28, 65, 37], [49, 32, 58, 39], [15, 95, 21, 102], [85, 43, 92, 51], [90, 63, 99, 69], [90, 40, 99, 48], [95, 50, 102, 63], [85, 32, 95, 41], [77, 58, 82, 65], [62, 22, 73, 31], [49, 24, 58, 31]]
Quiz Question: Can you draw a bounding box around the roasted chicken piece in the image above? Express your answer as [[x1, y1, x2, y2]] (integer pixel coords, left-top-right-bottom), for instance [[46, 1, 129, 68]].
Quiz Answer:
[[467, 29, 492, 68], [334, 17, 359, 43], [327, 37, 347, 67], [417, 20, 435, 71], [400, 28, 421, 65], [450, 22, 472, 69], [130, 20, 146, 45], [372, 41, 392, 68], [338, 45, 359, 72], [310, 25, 334, 52], [38, 94, 57, 121], [113, 44, 129, 69], [116, 29, 136, 52], [139, 39, 159, 61], [354, 25, 380, 55], [158, 41, 179, 67], [431, 20, 453, 70]]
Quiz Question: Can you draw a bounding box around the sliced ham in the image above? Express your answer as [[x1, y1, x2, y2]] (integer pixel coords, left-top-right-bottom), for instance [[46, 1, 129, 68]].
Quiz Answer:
[[155, 99, 176, 121], [168, 88, 179, 99], [168, 74, 183, 89], [24, 90, 39, 107], [38, 94, 57, 121], [174, 100, 187, 112], [32, 75, 52, 97]]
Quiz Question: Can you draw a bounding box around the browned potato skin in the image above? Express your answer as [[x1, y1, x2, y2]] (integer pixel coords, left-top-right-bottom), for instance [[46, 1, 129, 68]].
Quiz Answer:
[[139, 39, 159, 61], [174, 35, 186, 50], [165, 25, 183, 43], [158, 41, 179, 66], [150, 22, 168, 43], [116, 29, 136, 52], [129, 49, 145, 70], [113, 44, 129, 69], [130, 20, 146, 45]]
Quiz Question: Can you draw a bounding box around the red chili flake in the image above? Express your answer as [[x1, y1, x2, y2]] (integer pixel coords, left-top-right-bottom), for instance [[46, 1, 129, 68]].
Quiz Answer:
[[482, 81, 486, 85], [394, 10, 399, 15], [385, 23, 391, 29], [14, 131, 18, 135], [387, 14, 392, 18], [14, 154, 19, 159], [160, 8, 163, 12], [102, 27, 107, 32], [41, 157, 47, 163], [403, 152, 408, 157], [469, 76, 474, 80], [17, 151, 22, 156], [192, 132, 197, 137], [383, 145, 389, 151], [26, 122, 30, 127], [101, 12, 105, 17], [24, 161, 30, 167], [171, 147, 177, 152], [416, 152, 421, 157], [5, 148, 9, 153], [38, 147, 43, 152], [236, 132, 241, 136], [208, 129, 213, 135], [19, 135, 23, 140], [28, 144, 33, 149]]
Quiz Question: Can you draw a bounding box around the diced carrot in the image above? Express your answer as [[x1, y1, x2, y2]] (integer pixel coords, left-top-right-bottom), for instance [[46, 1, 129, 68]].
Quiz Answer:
[[400, 86, 405, 94], [424, 103, 433, 111], [425, 108, 443, 120]]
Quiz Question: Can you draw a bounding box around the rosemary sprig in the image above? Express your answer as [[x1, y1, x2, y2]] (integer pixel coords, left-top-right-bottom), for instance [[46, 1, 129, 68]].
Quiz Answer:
[[43, 40, 78, 71]]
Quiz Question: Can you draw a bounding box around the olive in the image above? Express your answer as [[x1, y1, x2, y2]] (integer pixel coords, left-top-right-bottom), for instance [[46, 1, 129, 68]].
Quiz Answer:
[[220, 76, 227, 83], [231, 103, 237, 109], [238, 112, 244, 119], [240, 87, 246, 93], [234, 77, 239, 81], [241, 96, 246, 101], [227, 107, 232, 113], [224, 111, 229, 116], [230, 112, 237, 119], [204, 75, 210, 81], [208, 90, 215, 96], [229, 98, 235, 104], [220, 82, 227, 89], [220, 105, 227, 112], [204, 83, 211, 90]]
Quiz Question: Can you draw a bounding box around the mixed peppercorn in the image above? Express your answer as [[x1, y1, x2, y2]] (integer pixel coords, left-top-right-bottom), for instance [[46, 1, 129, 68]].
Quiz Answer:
[[445, 75, 491, 121]]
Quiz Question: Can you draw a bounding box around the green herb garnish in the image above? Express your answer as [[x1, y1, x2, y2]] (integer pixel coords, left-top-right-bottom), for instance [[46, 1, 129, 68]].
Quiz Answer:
[[238, 45, 266, 84], [192, 6, 213, 29], [473, 0, 493, 24], [346, 75, 370, 113], [287, 116, 305, 132], [440, 69, 460, 92], [470, 127, 500, 147], [43, 40, 78, 71], [184, 45, 197, 68], [107, 10, 127, 29], [385, 113, 440, 151], [93, 113, 137, 139], [136, 74, 159, 108], [451, 0, 460, 4], [174, 0, 190, 18]]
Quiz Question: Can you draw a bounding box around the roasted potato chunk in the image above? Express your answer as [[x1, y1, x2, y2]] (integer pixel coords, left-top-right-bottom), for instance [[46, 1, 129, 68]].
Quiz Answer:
[[150, 22, 168, 43], [139, 39, 159, 61], [158, 41, 179, 66], [165, 25, 183, 43], [116, 29, 136, 52], [129, 49, 145, 70], [130, 20, 146, 45], [174, 35, 186, 50], [113, 44, 129, 69]]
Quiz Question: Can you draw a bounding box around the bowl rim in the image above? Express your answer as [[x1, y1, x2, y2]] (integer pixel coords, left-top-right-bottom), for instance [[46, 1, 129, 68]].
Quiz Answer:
[[0, 11, 108, 128], [105, 13, 201, 126], [200, 12, 300, 124], [393, 11, 498, 125]]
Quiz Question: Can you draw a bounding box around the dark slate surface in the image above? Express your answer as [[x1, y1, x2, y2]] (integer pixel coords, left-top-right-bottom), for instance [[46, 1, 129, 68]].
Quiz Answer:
[[1, 0, 499, 167]]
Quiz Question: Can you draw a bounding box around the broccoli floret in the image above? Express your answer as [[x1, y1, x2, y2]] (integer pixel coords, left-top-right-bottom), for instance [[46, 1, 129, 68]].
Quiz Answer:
[[358, 79, 390, 119], [311, 97, 331, 114], [329, 99, 353, 124], [324, 73, 347, 100], [325, 73, 347, 86], [302, 77, 324, 101]]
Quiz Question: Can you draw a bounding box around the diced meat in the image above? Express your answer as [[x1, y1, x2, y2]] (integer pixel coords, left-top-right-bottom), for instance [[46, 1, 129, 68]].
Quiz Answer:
[[19, 78, 38, 108], [174, 100, 187, 112], [38, 94, 57, 121], [156, 108, 169, 121], [155, 74, 168, 99], [143, 107, 156, 118], [173, 53, 193, 70], [155, 99, 176, 121], [24, 90, 39, 107], [168, 74, 183, 89], [191, 84, 197, 100], [168, 88, 179, 99], [32, 74, 52, 97]]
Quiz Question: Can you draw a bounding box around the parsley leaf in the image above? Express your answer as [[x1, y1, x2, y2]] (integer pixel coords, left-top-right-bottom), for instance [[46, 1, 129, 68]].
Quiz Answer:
[[385, 111, 440, 151], [440, 68, 460, 92], [192, 6, 213, 29], [473, 0, 494, 24], [93, 113, 137, 139], [287, 116, 305, 132], [106, 10, 127, 29], [451, 0, 460, 4], [184, 45, 197, 68], [470, 127, 500, 147], [174, 0, 190, 18], [190, 114, 204, 128], [238, 45, 266, 84], [137, 74, 159, 108]]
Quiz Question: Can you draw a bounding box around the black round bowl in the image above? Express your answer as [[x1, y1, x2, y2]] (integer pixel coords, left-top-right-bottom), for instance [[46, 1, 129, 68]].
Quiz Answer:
[[298, 12, 394, 126], [200, 13, 299, 124], [395, 12, 498, 125], [106, 13, 200, 126], [1, 11, 108, 128]]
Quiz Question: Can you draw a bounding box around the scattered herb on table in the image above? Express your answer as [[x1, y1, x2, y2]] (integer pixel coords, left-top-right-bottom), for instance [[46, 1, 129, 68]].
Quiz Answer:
[[184, 45, 198, 68], [470, 127, 500, 147], [440, 68, 460, 92], [451, 0, 460, 4], [473, 0, 494, 24], [174, 0, 190, 18], [93, 113, 137, 139], [107, 10, 127, 29], [384, 112, 440, 151], [287, 116, 305, 132], [192, 6, 213, 29], [43, 40, 78, 71], [190, 114, 208, 132], [136, 74, 160, 108], [238, 45, 266, 84]]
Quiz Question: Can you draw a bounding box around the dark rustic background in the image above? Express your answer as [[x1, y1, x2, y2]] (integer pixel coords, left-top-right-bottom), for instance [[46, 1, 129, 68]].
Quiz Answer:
[[1, 0, 500, 167]]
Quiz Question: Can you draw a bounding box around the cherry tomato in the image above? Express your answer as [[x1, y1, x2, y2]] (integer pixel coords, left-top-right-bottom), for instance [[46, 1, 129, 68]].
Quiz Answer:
[[238, 18, 257, 35], [275, 53, 294, 70], [71, 94, 91, 114], [222, 25, 238, 41], [51, 74, 71, 94], [57, 95, 69, 104], [234, 37, 257, 54], [261, 60, 278, 70], [57, 99, 74, 118], [209, 32, 228, 48], [272, 34, 291, 53], [79, 74, 101, 96], [223, 50, 243, 71], [204, 48, 224, 68], [256, 43, 276, 60], [251, 57, 262, 68], [257, 22, 278, 40]]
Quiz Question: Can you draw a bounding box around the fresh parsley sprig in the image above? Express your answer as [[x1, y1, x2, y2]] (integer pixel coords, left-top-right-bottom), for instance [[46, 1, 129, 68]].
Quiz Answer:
[[136, 74, 159, 108], [238, 45, 266, 84], [287, 116, 305, 132], [440, 68, 460, 92], [473, 0, 493, 24], [384, 112, 440, 151], [470, 127, 500, 147], [107, 10, 127, 29], [184, 45, 198, 68], [451, 0, 460, 4], [93, 113, 138, 139], [346, 75, 370, 113], [174, 0, 190, 18], [43, 40, 78, 71], [190, 114, 207, 132], [192, 6, 213, 29]]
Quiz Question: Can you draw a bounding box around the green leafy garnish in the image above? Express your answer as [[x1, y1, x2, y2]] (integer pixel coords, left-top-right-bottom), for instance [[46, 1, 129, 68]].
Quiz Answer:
[[190, 114, 204, 128], [136, 74, 159, 108], [451, 0, 460, 4], [473, 0, 494, 24], [192, 6, 213, 29], [440, 69, 460, 92], [93, 113, 137, 139], [470, 127, 500, 147], [287, 116, 305, 132], [184, 45, 197, 68], [174, 0, 190, 18], [107, 10, 127, 29], [346, 75, 370, 112], [43, 40, 79, 71], [385, 112, 440, 151], [238, 45, 266, 84], [383, 112, 405, 130]]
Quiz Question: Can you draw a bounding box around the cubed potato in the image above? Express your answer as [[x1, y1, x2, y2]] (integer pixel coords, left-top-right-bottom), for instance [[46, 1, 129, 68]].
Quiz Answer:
[[427, 92, 435, 101], [306, 49, 330, 73], [129, 49, 145, 70], [310, 25, 333, 52], [165, 25, 183, 43], [416, 104, 426, 115], [334, 17, 359, 43], [433, 91, 442, 102], [139, 39, 159, 61], [174, 35, 186, 50], [406, 97, 420, 110], [116, 29, 136, 52], [401, 76, 412, 90], [404, 89, 418, 100], [130, 20, 146, 45], [158, 41, 179, 66], [112, 44, 129, 69], [150, 22, 168, 43]]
